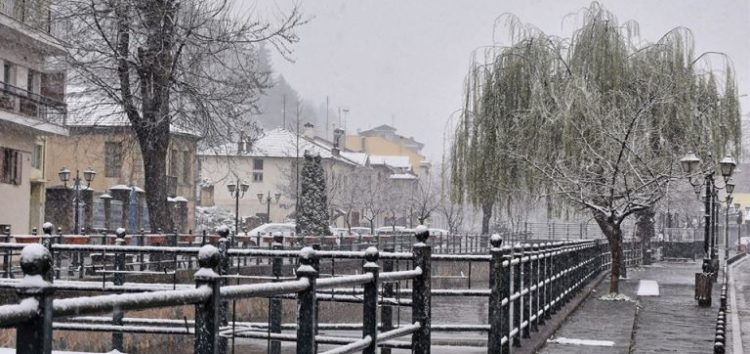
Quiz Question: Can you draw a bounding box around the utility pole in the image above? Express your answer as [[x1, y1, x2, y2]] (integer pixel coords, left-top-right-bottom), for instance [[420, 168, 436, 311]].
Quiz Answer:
[[282, 95, 286, 129], [326, 96, 329, 140], [295, 101, 301, 230]]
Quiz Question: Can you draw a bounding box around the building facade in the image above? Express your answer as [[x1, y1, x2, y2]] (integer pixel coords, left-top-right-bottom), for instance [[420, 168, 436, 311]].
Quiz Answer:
[[0, 0, 68, 233], [344, 124, 430, 175], [198, 128, 362, 231], [44, 126, 199, 233]]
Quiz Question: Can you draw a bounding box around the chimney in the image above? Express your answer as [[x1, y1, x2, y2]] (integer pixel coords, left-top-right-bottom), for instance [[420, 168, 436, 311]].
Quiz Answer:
[[332, 128, 344, 157], [333, 128, 344, 148], [303, 122, 315, 139], [237, 130, 245, 154]]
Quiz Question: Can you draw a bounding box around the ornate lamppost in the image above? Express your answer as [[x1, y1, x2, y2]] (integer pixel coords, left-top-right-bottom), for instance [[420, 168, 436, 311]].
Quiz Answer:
[[227, 178, 249, 236], [58, 167, 96, 234], [257, 191, 282, 224], [680, 152, 736, 306]]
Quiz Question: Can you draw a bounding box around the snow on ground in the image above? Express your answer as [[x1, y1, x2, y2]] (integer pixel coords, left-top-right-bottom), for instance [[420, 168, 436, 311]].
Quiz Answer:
[[636, 280, 660, 296], [598, 293, 634, 302], [547, 337, 615, 346]]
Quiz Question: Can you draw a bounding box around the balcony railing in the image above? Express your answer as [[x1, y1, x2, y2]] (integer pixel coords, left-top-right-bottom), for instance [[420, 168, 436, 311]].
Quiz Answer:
[[0, 83, 66, 125], [0, 0, 52, 34]]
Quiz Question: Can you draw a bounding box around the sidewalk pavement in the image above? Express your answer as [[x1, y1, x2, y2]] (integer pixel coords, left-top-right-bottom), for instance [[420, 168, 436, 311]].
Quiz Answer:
[[538, 261, 721, 354]]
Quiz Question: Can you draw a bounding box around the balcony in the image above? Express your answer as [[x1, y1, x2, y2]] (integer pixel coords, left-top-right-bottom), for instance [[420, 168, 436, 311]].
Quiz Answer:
[[0, 83, 67, 129], [0, 0, 51, 34]]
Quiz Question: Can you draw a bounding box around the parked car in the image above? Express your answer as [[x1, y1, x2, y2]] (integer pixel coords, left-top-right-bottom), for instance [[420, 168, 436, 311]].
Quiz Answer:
[[349, 227, 373, 236], [247, 223, 297, 237], [375, 226, 407, 235], [737, 237, 750, 252], [330, 227, 350, 237]]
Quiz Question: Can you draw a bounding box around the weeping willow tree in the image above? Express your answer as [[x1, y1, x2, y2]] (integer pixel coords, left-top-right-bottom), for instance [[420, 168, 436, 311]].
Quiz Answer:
[[452, 3, 741, 293]]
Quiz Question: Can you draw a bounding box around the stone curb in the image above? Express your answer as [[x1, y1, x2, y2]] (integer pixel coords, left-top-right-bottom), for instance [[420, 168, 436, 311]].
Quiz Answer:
[[729, 256, 747, 354]]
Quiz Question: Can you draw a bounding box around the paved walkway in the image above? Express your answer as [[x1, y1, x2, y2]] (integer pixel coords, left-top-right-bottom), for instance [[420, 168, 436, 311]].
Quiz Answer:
[[538, 261, 721, 354]]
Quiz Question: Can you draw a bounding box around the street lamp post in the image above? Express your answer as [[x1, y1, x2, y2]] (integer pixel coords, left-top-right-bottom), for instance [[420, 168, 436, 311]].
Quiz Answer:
[[258, 192, 282, 224], [680, 152, 736, 307], [227, 178, 249, 236], [58, 167, 96, 234], [724, 181, 735, 261]]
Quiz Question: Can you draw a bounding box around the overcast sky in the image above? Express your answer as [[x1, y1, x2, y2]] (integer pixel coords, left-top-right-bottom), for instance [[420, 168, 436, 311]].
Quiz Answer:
[[257, 0, 750, 161]]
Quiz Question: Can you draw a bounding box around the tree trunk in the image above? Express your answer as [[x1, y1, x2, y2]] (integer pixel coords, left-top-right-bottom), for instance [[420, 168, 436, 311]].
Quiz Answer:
[[481, 201, 493, 234], [593, 211, 623, 294], [137, 128, 173, 233]]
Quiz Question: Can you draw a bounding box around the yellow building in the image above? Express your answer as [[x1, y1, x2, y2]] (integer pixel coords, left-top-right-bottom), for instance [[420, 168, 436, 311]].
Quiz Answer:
[[44, 124, 199, 233], [0, 0, 68, 233], [344, 125, 430, 175]]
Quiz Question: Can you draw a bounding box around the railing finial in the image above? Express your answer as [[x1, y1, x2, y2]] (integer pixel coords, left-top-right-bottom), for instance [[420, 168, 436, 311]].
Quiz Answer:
[[115, 228, 126, 239], [415, 225, 429, 243], [490, 234, 503, 248], [364, 246, 379, 263], [42, 222, 54, 236], [198, 244, 221, 270], [20, 244, 51, 277], [216, 225, 230, 240]]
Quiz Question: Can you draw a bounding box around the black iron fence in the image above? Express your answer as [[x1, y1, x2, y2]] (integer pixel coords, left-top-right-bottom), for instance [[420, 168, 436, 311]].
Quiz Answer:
[[0, 224, 640, 354]]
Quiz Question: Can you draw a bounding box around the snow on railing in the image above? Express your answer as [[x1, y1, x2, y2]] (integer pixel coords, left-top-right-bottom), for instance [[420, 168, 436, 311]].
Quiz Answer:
[[0, 223, 638, 354]]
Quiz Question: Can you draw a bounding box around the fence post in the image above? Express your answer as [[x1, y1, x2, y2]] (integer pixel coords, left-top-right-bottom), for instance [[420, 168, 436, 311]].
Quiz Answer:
[[194, 245, 222, 354], [362, 247, 380, 354], [217, 226, 230, 354], [562, 242, 572, 305], [296, 247, 318, 354], [269, 233, 284, 354], [488, 234, 504, 353], [381, 246, 395, 354], [548, 242, 560, 315], [3, 226, 10, 278], [521, 243, 532, 339], [112, 228, 127, 351], [500, 245, 512, 354], [531, 243, 540, 333], [311, 243, 321, 352], [16, 244, 54, 354], [41, 223, 55, 283], [511, 243, 523, 347], [412, 226, 431, 354], [537, 243, 547, 326], [138, 229, 145, 271]]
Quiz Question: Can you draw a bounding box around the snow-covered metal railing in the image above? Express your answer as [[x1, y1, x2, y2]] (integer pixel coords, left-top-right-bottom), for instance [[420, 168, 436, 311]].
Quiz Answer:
[[0, 226, 432, 354], [0, 222, 638, 354]]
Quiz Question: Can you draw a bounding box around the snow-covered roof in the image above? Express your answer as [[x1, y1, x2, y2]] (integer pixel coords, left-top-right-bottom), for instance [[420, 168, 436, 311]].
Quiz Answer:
[[200, 128, 358, 165], [340, 152, 369, 166], [65, 93, 201, 137], [370, 155, 411, 169], [389, 173, 417, 180]]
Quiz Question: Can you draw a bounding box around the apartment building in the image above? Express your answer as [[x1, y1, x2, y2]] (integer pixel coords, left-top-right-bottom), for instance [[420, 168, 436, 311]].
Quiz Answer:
[[344, 124, 431, 175], [0, 0, 68, 233]]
